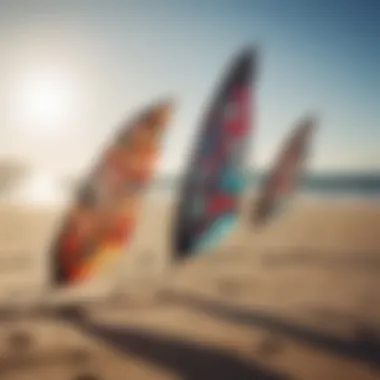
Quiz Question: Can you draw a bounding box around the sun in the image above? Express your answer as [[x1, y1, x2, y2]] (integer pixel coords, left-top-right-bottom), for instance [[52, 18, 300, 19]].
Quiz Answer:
[[26, 80, 67, 123], [12, 67, 75, 130]]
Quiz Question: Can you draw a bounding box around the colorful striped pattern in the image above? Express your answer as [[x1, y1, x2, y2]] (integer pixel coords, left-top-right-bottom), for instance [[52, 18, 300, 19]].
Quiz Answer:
[[173, 48, 258, 259], [50, 100, 174, 287]]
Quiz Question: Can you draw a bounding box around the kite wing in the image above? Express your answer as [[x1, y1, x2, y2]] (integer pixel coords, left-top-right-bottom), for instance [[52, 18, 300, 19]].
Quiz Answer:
[[50, 100, 174, 287], [173, 47, 258, 259], [253, 116, 317, 226]]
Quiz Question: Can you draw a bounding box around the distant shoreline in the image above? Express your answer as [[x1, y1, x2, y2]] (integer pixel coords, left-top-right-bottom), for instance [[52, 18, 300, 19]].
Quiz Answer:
[[0, 171, 379, 207], [149, 171, 380, 202]]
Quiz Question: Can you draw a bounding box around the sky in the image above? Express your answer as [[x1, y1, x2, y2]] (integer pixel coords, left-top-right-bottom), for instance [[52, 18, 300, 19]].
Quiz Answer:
[[0, 0, 379, 180]]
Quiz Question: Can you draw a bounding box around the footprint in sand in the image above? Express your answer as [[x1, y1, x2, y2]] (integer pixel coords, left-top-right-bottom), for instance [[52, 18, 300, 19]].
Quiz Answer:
[[68, 348, 93, 366], [256, 334, 285, 360], [6, 330, 34, 353]]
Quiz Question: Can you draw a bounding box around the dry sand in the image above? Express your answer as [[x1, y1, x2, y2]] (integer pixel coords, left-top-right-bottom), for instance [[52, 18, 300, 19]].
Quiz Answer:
[[0, 195, 379, 380]]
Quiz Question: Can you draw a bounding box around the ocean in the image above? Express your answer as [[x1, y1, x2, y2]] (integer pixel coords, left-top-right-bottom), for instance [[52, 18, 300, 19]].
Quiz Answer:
[[148, 172, 380, 202], [0, 171, 379, 207]]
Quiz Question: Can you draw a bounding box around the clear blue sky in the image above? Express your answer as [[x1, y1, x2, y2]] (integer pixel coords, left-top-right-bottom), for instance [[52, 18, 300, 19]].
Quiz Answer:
[[0, 0, 379, 177]]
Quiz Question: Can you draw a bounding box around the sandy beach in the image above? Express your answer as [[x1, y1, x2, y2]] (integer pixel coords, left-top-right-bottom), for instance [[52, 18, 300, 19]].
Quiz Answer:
[[0, 195, 379, 380]]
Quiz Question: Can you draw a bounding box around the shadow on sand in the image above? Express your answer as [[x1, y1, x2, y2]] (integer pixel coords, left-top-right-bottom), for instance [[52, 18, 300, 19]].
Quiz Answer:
[[260, 247, 380, 271], [61, 308, 289, 380], [157, 291, 380, 371], [0, 346, 93, 376]]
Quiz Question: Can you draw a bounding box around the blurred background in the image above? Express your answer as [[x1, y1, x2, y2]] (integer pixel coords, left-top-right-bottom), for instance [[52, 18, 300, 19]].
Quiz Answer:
[[0, 1, 379, 379]]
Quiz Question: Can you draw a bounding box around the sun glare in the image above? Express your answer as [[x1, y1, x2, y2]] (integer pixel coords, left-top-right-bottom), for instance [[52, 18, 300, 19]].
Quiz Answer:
[[11, 67, 76, 131], [26, 80, 67, 123]]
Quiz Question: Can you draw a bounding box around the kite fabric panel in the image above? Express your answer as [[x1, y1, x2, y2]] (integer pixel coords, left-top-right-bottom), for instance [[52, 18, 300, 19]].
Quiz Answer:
[[252, 116, 317, 226], [50, 100, 174, 287], [173, 47, 258, 259]]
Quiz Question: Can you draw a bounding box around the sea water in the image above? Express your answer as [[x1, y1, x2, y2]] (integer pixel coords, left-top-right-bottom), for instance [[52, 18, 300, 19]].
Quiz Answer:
[[147, 171, 380, 202]]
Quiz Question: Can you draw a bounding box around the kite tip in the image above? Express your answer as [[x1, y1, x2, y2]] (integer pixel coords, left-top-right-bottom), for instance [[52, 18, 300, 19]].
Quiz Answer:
[[151, 97, 177, 116], [303, 113, 320, 131], [159, 97, 177, 108], [142, 97, 177, 127], [233, 44, 260, 83], [237, 44, 260, 59]]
